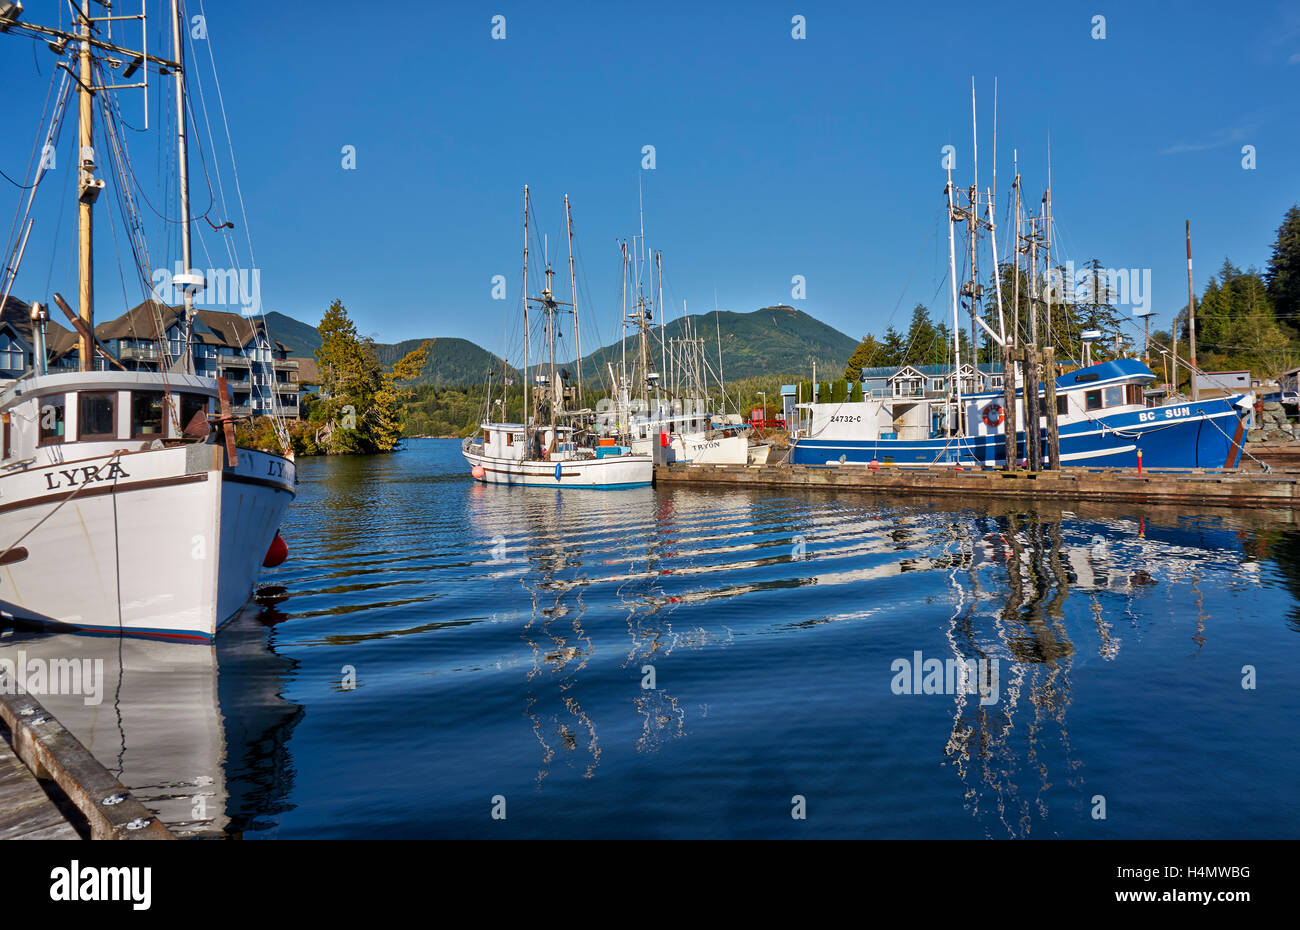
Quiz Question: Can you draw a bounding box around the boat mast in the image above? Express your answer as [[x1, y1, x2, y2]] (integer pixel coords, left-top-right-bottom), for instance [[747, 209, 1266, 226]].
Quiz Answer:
[[946, 166, 964, 436], [522, 186, 530, 427], [170, 0, 197, 374], [566, 195, 581, 394], [76, 0, 95, 372]]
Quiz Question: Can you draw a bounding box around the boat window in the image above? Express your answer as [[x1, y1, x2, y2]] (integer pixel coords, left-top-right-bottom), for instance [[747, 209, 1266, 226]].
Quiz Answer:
[[1104, 386, 1124, 408], [38, 394, 66, 445], [2, 413, 9, 458], [506, 432, 514, 446], [1126, 384, 1143, 406], [132, 390, 165, 438], [78, 392, 117, 440], [1057, 396, 1069, 416], [177, 393, 208, 437], [1074, 372, 1100, 383], [1085, 390, 1103, 411]]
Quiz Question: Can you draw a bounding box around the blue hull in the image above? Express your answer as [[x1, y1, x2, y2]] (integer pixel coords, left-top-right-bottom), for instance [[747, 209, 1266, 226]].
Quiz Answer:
[[791, 400, 1247, 470]]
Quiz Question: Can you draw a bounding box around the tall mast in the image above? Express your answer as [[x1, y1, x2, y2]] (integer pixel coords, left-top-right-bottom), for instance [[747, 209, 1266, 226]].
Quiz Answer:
[[1011, 157, 1021, 349], [565, 195, 581, 393], [546, 238, 558, 427], [521, 186, 530, 426], [76, 0, 95, 372], [171, 0, 196, 374], [1186, 220, 1198, 400], [968, 79, 980, 362], [946, 169, 964, 435]]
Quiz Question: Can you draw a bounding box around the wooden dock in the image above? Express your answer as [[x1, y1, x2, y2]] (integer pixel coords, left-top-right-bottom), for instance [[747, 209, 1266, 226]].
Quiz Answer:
[[654, 461, 1300, 509], [0, 687, 173, 840]]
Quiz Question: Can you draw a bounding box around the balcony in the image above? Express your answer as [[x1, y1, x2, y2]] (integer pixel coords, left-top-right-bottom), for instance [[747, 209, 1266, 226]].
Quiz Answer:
[[119, 344, 160, 361]]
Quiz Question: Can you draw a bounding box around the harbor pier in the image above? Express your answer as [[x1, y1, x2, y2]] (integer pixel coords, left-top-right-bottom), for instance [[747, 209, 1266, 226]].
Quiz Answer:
[[654, 461, 1300, 509], [0, 688, 173, 840]]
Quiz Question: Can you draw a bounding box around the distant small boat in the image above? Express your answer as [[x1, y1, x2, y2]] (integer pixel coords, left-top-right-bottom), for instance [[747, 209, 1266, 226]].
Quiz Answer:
[[465, 188, 652, 489]]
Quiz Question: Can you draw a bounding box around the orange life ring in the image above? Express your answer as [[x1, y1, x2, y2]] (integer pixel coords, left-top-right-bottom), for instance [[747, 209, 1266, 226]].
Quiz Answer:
[[982, 403, 1004, 428]]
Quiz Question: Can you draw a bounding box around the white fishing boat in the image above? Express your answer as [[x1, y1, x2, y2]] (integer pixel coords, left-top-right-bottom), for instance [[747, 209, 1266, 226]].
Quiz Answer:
[[0, 1, 295, 640], [465, 188, 652, 489]]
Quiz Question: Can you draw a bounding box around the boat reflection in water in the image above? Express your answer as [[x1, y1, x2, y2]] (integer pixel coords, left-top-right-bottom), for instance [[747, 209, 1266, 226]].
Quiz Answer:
[[0, 605, 302, 837], [940, 501, 1275, 838]]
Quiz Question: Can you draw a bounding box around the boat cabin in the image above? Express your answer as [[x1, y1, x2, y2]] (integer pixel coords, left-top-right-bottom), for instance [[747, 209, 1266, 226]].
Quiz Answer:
[[0, 370, 217, 466]]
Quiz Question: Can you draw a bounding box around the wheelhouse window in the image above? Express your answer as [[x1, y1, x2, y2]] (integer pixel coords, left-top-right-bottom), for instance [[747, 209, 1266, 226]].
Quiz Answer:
[[38, 395, 67, 445], [1126, 384, 1144, 406], [1104, 386, 1124, 408], [131, 390, 165, 438], [1057, 395, 1069, 416], [177, 393, 208, 437], [1085, 390, 1103, 411], [2, 412, 9, 458], [79, 392, 117, 440]]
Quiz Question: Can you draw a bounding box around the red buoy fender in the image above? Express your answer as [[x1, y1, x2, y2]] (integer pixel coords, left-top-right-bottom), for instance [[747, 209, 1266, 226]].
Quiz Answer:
[[982, 404, 1005, 428], [263, 531, 289, 568]]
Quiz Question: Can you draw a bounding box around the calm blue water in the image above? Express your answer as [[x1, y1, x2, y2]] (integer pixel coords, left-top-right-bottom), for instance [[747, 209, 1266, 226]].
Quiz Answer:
[[16, 439, 1300, 838]]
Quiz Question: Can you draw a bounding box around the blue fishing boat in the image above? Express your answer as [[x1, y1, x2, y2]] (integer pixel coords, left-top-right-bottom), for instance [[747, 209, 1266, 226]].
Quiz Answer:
[[789, 358, 1251, 469]]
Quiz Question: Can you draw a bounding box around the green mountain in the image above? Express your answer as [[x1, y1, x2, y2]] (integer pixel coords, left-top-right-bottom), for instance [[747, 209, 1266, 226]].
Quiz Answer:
[[265, 304, 850, 387], [560, 305, 857, 383], [373, 338, 518, 387], [265, 311, 515, 386], [264, 311, 322, 357]]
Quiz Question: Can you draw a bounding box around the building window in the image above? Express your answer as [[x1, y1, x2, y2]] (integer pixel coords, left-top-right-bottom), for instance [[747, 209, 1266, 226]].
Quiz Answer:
[[38, 395, 66, 445], [131, 391, 165, 438], [931, 379, 944, 392], [1085, 390, 1103, 411], [78, 392, 117, 440], [991, 376, 1003, 388], [0, 332, 23, 371]]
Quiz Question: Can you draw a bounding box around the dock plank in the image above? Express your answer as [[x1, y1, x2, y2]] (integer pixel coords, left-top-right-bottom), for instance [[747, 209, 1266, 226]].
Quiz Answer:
[[0, 725, 80, 840]]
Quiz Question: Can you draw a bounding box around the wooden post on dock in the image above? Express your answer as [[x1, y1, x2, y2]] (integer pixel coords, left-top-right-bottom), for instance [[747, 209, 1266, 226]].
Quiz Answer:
[[1022, 347, 1041, 470], [1043, 346, 1061, 470], [1002, 342, 1018, 470]]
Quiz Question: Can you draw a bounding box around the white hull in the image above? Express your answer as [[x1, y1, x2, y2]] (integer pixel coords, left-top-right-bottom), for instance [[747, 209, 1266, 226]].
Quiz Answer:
[[630, 432, 753, 464], [0, 442, 294, 641], [463, 447, 652, 488]]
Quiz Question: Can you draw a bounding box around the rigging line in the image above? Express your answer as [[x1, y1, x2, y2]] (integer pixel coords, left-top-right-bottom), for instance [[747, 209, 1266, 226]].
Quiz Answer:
[[0, 451, 126, 564], [3, 68, 69, 276], [192, 0, 290, 453], [0, 167, 39, 190]]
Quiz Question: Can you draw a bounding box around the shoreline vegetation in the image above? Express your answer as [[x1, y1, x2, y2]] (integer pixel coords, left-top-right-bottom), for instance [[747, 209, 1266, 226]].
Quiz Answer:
[[237, 204, 1300, 457]]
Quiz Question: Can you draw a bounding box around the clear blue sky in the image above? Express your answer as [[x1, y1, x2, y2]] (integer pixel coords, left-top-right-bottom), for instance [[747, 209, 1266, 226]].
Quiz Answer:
[[3, 0, 1298, 355]]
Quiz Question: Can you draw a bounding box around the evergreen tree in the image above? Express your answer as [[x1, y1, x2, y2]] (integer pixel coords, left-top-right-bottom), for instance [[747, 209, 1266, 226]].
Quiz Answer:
[[902, 304, 937, 366], [844, 333, 882, 381], [313, 299, 431, 453], [1266, 204, 1300, 332], [880, 326, 906, 367]]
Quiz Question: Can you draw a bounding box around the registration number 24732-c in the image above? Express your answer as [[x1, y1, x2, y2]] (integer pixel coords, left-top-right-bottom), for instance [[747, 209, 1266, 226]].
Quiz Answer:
[[1138, 406, 1191, 422], [829, 415, 862, 423]]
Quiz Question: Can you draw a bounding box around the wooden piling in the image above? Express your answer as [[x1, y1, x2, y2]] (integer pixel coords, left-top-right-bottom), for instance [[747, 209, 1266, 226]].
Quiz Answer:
[[1043, 346, 1061, 470], [1023, 348, 1042, 470]]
